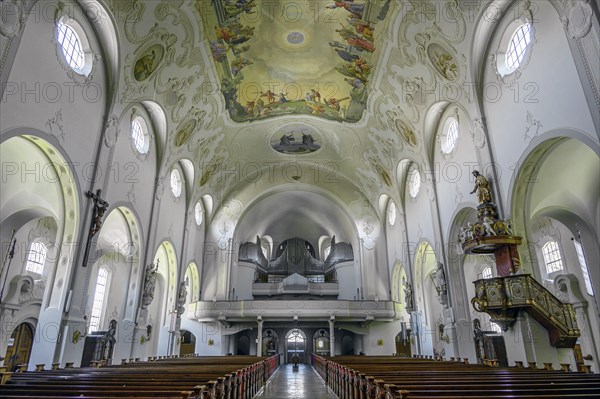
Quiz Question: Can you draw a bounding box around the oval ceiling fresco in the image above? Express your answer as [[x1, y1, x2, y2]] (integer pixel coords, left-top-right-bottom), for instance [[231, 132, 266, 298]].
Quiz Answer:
[[198, 0, 392, 123], [270, 123, 321, 155]]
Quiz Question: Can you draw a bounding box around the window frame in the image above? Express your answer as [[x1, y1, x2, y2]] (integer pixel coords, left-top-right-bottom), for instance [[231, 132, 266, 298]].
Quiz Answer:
[[505, 23, 533, 73], [541, 241, 565, 274], [440, 116, 460, 154], [194, 201, 204, 226], [494, 16, 536, 84], [88, 267, 111, 333], [170, 168, 183, 198], [54, 15, 94, 79], [573, 240, 594, 296], [387, 200, 397, 226], [25, 241, 48, 275], [408, 167, 421, 199], [131, 117, 149, 155]]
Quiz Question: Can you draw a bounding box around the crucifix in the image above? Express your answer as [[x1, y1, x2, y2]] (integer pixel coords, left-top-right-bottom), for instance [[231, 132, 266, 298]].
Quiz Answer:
[[82, 189, 109, 267]]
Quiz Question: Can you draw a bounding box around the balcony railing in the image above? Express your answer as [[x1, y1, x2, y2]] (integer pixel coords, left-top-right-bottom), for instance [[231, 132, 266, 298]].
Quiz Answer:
[[472, 274, 580, 347]]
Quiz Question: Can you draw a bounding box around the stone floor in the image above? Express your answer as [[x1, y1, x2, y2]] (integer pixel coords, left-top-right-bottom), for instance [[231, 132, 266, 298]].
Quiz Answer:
[[253, 363, 337, 399]]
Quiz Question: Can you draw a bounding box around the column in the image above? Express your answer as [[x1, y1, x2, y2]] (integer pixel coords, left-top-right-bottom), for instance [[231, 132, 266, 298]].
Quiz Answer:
[[257, 318, 263, 357], [329, 316, 335, 357]]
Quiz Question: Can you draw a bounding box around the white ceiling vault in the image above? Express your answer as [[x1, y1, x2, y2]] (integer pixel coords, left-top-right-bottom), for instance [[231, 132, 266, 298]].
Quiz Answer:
[[104, 0, 482, 221]]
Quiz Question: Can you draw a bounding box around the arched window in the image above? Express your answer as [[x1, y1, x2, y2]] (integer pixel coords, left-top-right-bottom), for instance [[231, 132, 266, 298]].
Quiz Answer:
[[194, 201, 203, 226], [25, 242, 47, 274], [131, 117, 149, 154], [441, 117, 459, 154], [170, 168, 182, 198], [573, 240, 594, 296], [89, 268, 109, 333], [408, 168, 421, 198], [542, 241, 564, 274], [387, 201, 397, 226], [505, 23, 532, 72], [482, 266, 492, 279]]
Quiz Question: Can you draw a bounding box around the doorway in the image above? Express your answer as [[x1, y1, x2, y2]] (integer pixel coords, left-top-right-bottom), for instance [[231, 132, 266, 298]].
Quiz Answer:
[[4, 323, 34, 371], [179, 330, 196, 356], [285, 328, 306, 364]]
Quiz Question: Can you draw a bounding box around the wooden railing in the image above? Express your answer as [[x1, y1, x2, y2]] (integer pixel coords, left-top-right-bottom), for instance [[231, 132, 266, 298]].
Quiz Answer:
[[472, 274, 580, 347]]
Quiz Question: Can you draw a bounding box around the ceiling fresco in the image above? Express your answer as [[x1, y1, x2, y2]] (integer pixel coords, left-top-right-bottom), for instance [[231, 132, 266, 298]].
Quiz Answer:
[[197, 0, 392, 123]]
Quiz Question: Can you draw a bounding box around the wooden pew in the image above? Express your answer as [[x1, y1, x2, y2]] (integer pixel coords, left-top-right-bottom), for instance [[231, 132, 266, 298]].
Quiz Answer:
[[313, 354, 600, 399], [0, 354, 279, 399]]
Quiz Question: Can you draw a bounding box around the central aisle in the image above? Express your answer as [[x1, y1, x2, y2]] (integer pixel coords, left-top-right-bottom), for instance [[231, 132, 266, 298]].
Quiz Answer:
[[253, 363, 337, 399]]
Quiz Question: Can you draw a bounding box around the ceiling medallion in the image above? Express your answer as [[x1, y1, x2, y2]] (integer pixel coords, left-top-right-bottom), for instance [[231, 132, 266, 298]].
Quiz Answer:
[[287, 31, 304, 45], [394, 118, 417, 147], [133, 43, 164, 82], [427, 42, 458, 82], [270, 124, 321, 155]]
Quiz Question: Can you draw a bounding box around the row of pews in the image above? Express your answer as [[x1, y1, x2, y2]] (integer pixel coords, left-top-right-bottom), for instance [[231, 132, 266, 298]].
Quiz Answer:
[[312, 354, 600, 399], [0, 354, 279, 399]]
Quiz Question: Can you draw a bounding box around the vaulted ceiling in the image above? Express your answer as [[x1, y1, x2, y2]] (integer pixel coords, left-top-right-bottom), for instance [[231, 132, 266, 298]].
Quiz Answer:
[[108, 0, 474, 220]]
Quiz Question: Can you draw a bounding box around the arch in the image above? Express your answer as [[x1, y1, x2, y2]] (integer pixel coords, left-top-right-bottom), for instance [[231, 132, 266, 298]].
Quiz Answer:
[[413, 241, 444, 357], [237, 335, 250, 356], [341, 335, 354, 356], [179, 159, 195, 200], [0, 133, 79, 368], [184, 262, 200, 304], [390, 262, 409, 316], [285, 328, 307, 364], [378, 194, 390, 219], [509, 135, 599, 277], [179, 329, 196, 356], [85, 206, 142, 345], [261, 329, 279, 356], [313, 329, 330, 356], [318, 235, 333, 261], [510, 135, 600, 370], [202, 195, 214, 222], [260, 235, 273, 260], [151, 240, 178, 356], [3, 322, 34, 371]]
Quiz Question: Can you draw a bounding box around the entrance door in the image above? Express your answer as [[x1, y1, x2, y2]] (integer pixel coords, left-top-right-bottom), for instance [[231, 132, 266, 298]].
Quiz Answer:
[[286, 328, 306, 364], [4, 323, 34, 371]]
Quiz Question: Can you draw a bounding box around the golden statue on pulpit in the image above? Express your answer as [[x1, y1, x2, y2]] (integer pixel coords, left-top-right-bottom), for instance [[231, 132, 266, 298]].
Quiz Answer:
[[470, 170, 492, 204]]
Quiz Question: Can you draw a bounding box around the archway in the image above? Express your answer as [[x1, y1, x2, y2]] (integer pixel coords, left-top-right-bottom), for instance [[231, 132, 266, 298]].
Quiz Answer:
[[511, 137, 600, 370], [341, 335, 354, 355], [3, 323, 34, 371], [184, 262, 200, 305], [285, 328, 306, 364], [413, 242, 444, 357], [237, 335, 250, 356], [262, 329, 279, 356], [0, 134, 79, 368], [313, 329, 330, 356], [179, 330, 196, 356], [149, 241, 177, 357]]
